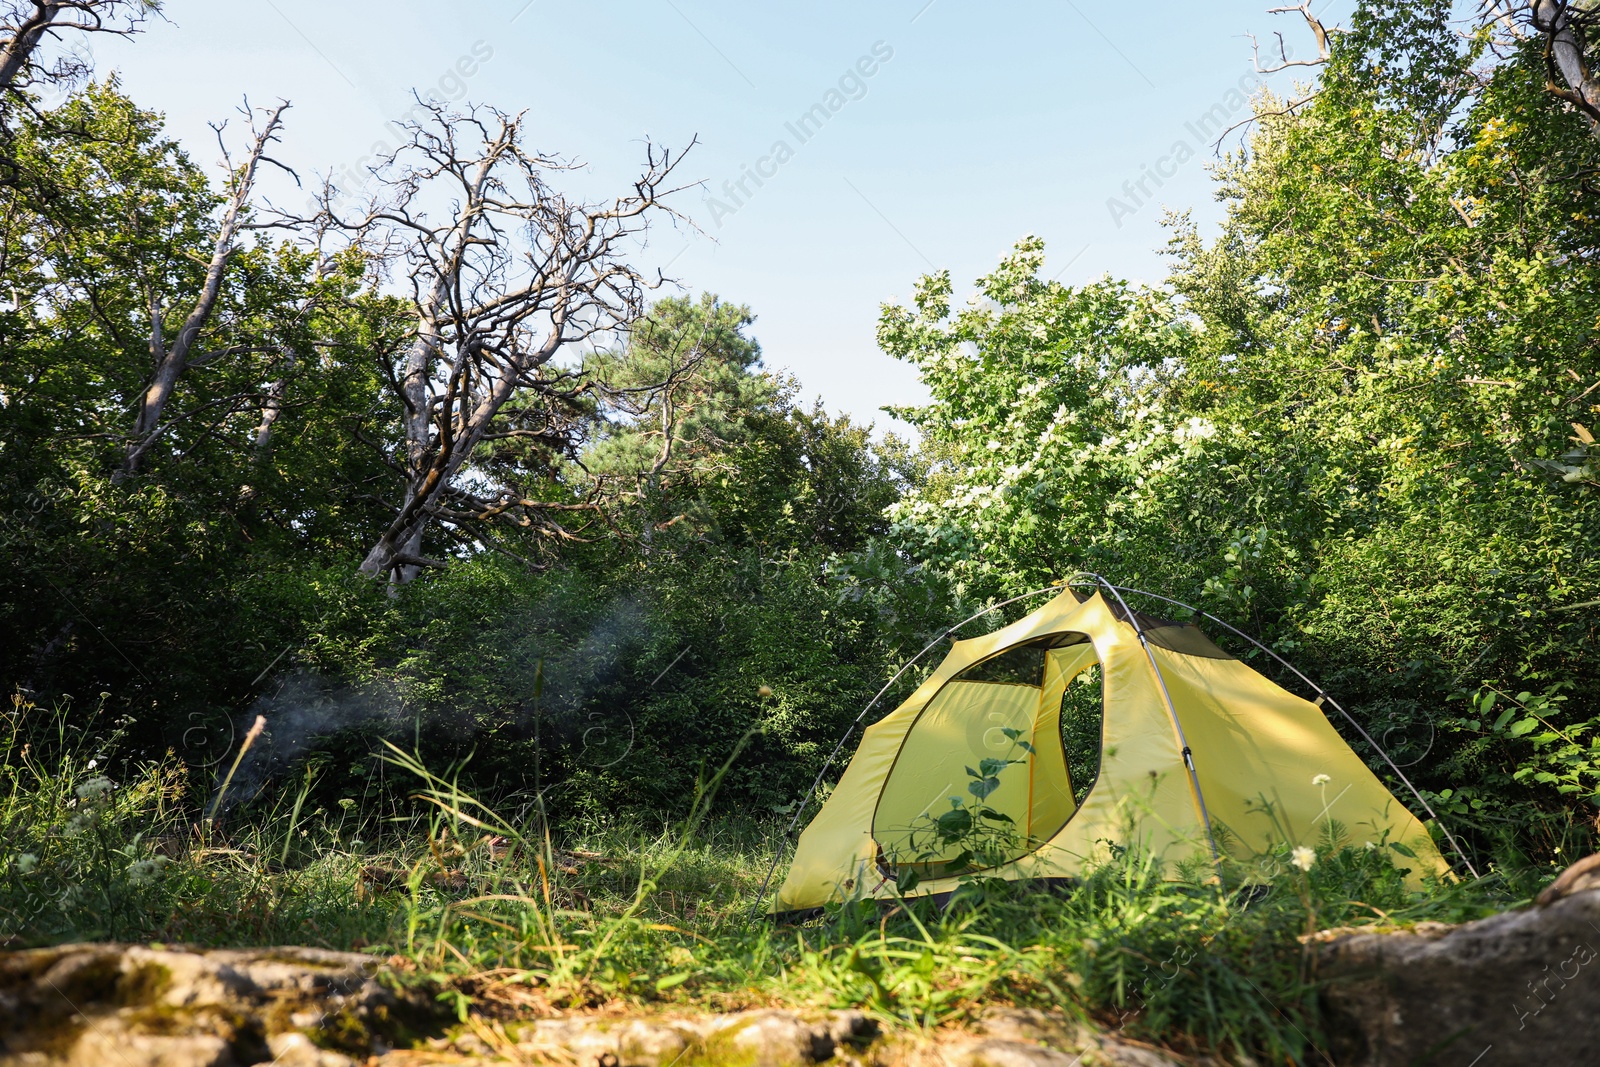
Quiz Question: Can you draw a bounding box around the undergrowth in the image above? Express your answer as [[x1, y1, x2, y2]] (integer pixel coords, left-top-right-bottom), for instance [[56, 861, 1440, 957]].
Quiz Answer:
[[0, 693, 1568, 1065]]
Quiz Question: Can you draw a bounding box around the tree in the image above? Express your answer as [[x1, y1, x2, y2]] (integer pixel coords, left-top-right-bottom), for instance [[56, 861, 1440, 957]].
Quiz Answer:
[[1492, 2, 1600, 129], [882, 0, 1600, 853], [331, 102, 695, 583], [581, 294, 770, 512], [0, 1, 153, 100], [120, 101, 290, 477]]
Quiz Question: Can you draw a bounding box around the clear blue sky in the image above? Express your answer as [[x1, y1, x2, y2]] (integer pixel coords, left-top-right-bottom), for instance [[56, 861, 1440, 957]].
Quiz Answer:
[[93, 1, 1349, 433]]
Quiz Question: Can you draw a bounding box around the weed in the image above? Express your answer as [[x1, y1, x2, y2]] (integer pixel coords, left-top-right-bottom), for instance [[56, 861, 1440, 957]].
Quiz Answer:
[[0, 691, 1542, 1064]]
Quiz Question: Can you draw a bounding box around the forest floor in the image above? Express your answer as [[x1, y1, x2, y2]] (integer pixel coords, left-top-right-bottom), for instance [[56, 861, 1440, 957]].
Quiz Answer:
[[2, 735, 1556, 1065]]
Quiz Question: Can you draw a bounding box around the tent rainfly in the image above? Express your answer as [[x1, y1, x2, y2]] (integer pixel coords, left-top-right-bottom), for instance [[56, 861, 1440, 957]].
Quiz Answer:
[[772, 584, 1451, 913]]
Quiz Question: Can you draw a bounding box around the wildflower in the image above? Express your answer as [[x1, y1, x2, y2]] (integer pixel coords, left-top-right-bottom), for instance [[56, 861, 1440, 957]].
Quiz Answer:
[[126, 856, 172, 886], [14, 853, 37, 874], [74, 776, 113, 800], [1312, 774, 1331, 787], [1364, 841, 1378, 851], [86, 759, 98, 770], [1291, 846, 1316, 871], [337, 798, 356, 810], [757, 685, 774, 698]]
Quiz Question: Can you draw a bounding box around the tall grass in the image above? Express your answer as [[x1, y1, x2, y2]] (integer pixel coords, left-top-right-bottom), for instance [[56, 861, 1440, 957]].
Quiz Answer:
[[0, 692, 1548, 1064]]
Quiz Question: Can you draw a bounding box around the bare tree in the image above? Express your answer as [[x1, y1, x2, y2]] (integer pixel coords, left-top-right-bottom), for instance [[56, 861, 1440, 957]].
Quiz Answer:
[[330, 102, 695, 584], [119, 100, 293, 478], [0, 1, 153, 98]]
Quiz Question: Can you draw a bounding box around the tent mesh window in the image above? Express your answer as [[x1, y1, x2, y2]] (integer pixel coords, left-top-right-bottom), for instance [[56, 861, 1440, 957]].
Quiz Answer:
[[1060, 663, 1103, 805], [956, 644, 1046, 686]]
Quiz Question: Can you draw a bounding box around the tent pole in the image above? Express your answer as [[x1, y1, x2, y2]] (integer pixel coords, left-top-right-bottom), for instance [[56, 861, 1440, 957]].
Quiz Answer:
[[1083, 574, 1223, 866], [749, 582, 1073, 920], [1081, 581, 1481, 881]]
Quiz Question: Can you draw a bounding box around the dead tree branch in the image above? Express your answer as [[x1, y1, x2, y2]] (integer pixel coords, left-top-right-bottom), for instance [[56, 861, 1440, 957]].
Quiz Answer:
[[119, 99, 290, 478], [0, 1, 153, 97], [332, 99, 696, 584], [1249, 2, 1333, 73]]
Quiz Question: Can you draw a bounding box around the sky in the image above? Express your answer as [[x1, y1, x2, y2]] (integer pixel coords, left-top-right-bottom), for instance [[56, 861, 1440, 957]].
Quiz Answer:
[[89, 1, 1349, 434]]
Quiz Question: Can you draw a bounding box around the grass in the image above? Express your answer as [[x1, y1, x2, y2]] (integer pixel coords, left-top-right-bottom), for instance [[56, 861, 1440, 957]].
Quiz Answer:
[[0, 692, 1561, 1065]]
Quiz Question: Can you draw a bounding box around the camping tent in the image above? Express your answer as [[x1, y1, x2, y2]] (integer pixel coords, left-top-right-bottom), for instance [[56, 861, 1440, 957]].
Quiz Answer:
[[773, 585, 1450, 913]]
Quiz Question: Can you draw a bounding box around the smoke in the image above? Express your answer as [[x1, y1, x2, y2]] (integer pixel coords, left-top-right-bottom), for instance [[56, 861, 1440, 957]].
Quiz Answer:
[[208, 672, 400, 814], [205, 592, 683, 814]]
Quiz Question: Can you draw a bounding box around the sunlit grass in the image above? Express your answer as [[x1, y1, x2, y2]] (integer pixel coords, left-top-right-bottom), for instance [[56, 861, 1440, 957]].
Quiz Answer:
[[0, 692, 1545, 1064]]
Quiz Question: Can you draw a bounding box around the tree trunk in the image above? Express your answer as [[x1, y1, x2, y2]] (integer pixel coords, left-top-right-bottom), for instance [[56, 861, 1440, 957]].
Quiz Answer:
[[119, 103, 289, 479], [0, 3, 61, 93], [1531, 1, 1600, 131]]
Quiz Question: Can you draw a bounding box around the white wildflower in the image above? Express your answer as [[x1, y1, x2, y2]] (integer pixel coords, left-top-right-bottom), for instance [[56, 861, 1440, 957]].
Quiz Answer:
[[1364, 841, 1378, 851], [86, 759, 97, 770], [126, 856, 172, 886], [1312, 774, 1331, 787], [1291, 846, 1317, 872], [74, 776, 113, 800], [14, 853, 37, 874]]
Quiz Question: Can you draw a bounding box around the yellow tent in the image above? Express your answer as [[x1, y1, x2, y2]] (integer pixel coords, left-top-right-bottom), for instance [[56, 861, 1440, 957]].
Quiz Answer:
[[774, 584, 1451, 912]]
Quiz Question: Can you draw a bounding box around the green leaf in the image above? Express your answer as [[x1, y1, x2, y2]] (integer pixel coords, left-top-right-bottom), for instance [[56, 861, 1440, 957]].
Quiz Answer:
[[896, 867, 922, 892], [1509, 718, 1538, 738], [1389, 841, 1418, 859], [978, 808, 1014, 823], [968, 776, 1000, 801], [654, 972, 691, 992]]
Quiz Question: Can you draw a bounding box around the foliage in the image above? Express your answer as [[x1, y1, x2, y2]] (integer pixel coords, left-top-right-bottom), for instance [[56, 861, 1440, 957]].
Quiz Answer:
[[0, 693, 401, 946], [0, 704, 1545, 1065], [886, 729, 1037, 887], [879, 0, 1600, 864], [0, 80, 929, 804]]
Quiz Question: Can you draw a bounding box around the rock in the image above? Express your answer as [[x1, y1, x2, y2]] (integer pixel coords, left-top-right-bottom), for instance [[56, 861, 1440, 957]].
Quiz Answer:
[[1319, 883, 1600, 1066], [0, 942, 422, 1067], [267, 1032, 360, 1067], [515, 1010, 878, 1067], [1536, 851, 1600, 906], [67, 1032, 233, 1067], [0, 944, 1191, 1067], [711, 1009, 838, 1067], [954, 1038, 1083, 1067], [961, 1008, 1185, 1067]]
